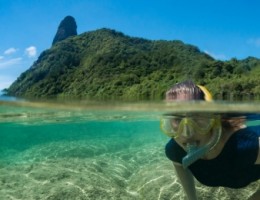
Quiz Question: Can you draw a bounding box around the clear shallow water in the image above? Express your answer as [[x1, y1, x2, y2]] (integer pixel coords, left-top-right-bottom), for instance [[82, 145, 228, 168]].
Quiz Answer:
[[0, 100, 260, 200]]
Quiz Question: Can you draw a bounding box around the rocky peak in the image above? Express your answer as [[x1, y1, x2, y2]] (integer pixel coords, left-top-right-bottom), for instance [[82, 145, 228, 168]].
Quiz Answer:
[[52, 16, 77, 45]]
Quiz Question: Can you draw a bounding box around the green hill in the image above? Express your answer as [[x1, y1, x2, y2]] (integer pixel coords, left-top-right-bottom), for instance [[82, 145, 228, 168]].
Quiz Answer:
[[7, 28, 260, 100]]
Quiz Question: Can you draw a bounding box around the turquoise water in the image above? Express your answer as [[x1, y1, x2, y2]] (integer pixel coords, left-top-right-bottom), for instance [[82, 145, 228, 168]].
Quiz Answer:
[[0, 100, 260, 200]]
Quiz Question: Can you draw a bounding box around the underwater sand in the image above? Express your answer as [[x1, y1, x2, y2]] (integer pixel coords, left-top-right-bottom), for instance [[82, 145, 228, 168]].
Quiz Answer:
[[0, 101, 259, 200]]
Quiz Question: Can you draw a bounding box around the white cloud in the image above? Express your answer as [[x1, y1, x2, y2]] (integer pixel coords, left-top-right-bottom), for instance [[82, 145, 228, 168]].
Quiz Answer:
[[25, 46, 37, 58], [0, 57, 22, 69], [4, 47, 18, 55], [247, 38, 260, 47], [204, 50, 227, 60]]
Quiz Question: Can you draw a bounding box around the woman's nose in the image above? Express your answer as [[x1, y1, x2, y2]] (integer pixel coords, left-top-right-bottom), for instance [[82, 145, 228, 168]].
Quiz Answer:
[[181, 125, 194, 138]]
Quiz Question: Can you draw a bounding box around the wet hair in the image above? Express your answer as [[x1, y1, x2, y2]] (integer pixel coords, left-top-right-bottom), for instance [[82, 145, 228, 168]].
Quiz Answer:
[[166, 80, 205, 101]]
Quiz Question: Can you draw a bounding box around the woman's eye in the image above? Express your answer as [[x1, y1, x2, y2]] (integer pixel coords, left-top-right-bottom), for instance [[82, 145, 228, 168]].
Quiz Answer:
[[170, 118, 181, 130], [194, 118, 208, 126], [172, 118, 181, 125]]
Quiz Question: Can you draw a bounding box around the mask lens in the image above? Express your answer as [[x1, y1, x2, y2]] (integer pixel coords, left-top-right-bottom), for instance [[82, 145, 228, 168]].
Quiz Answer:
[[160, 115, 216, 138], [160, 116, 183, 138], [190, 117, 215, 134]]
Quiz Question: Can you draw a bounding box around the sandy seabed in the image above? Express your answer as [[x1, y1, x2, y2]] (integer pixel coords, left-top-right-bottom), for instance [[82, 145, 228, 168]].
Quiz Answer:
[[0, 139, 258, 200]]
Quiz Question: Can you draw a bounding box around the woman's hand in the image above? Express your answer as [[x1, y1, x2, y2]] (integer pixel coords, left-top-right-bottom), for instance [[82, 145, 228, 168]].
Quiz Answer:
[[173, 162, 198, 200]]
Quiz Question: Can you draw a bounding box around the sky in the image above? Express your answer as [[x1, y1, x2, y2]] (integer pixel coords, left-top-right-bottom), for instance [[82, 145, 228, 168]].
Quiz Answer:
[[1, 0, 260, 90]]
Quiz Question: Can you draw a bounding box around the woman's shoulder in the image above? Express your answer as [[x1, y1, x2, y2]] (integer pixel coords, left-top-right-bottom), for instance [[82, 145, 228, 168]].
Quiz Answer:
[[225, 125, 260, 150], [226, 125, 260, 165], [232, 125, 260, 139], [165, 139, 186, 163], [247, 125, 260, 135]]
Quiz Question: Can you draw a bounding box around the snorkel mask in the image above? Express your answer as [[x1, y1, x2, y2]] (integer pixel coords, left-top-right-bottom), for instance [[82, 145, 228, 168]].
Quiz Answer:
[[161, 81, 222, 168], [161, 114, 222, 168]]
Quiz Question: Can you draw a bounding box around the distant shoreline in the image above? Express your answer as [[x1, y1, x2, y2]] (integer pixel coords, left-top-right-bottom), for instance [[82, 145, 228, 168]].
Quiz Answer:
[[0, 92, 18, 101]]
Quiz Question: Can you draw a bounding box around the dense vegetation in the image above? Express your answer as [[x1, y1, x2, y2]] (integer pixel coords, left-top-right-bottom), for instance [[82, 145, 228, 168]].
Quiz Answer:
[[7, 28, 260, 100]]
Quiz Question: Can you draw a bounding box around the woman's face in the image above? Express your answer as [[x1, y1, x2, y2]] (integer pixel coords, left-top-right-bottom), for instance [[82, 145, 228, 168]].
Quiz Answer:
[[170, 116, 215, 151], [164, 92, 218, 152]]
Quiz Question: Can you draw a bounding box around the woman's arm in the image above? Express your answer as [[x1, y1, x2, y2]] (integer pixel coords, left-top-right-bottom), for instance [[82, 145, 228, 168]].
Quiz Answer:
[[173, 162, 198, 200], [255, 137, 260, 164]]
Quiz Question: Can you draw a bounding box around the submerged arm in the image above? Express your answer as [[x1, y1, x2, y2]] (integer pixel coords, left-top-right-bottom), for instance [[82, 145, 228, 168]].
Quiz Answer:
[[173, 162, 198, 200], [255, 137, 260, 164]]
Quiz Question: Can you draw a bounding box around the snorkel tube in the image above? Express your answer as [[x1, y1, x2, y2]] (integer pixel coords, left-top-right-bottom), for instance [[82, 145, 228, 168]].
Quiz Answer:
[[182, 84, 218, 168], [182, 122, 221, 168]]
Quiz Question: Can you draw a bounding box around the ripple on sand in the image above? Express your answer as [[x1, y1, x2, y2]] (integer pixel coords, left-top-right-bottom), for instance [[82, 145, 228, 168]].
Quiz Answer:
[[0, 140, 259, 200]]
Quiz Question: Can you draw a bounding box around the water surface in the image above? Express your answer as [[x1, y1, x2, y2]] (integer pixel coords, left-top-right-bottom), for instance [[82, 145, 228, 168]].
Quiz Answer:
[[0, 100, 259, 200]]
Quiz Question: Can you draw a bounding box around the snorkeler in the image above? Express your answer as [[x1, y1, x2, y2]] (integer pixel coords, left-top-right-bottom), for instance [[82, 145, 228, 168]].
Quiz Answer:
[[161, 80, 260, 200]]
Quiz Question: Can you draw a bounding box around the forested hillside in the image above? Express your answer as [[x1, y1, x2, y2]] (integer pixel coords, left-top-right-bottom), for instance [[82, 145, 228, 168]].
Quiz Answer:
[[7, 28, 260, 100]]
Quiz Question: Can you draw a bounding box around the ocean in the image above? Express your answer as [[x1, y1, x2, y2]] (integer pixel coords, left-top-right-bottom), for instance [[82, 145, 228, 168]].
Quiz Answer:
[[0, 99, 259, 200]]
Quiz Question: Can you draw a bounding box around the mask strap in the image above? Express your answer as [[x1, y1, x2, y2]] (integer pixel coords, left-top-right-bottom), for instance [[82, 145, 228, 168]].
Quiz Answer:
[[197, 85, 212, 101]]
